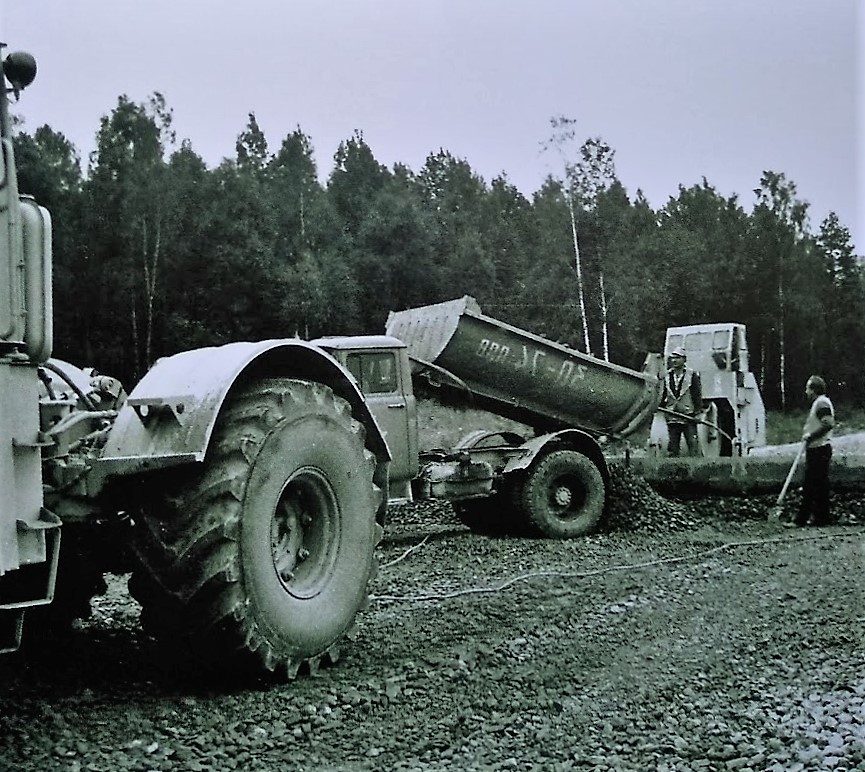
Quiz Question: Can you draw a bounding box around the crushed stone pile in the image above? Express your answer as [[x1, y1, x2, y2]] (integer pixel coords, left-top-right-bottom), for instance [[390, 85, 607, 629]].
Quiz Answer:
[[604, 463, 693, 533], [383, 462, 864, 541]]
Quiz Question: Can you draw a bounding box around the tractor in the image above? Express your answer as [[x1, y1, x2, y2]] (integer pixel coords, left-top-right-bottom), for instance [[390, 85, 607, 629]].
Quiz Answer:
[[0, 50, 387, 678]]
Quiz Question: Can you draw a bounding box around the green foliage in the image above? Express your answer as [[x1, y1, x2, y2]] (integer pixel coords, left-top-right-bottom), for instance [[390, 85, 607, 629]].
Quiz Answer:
[[816, 212, 865, 400], [13, 98, 862, 411], [766, 408, 865, 445], [329, 131, 390, 234], [268, 127, 321, 260], [235, 112, 269, 173]]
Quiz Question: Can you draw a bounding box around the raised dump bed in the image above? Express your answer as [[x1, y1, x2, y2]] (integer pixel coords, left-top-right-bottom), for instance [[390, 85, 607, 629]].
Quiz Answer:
[[386, 296, 662, 440]]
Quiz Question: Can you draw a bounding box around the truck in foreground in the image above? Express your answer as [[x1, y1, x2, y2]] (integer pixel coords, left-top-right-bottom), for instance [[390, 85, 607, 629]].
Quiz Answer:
[[315, 294, 770, 538]]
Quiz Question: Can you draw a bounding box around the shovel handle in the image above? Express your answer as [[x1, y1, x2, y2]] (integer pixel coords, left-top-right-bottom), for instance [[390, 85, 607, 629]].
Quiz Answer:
[[657, 407, 736, 443], [776, 442, 807, 506]]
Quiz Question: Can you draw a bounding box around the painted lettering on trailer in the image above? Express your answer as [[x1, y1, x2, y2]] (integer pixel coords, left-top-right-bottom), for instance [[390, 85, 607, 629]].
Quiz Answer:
[[476, 339, 589, 385], [475, 338, 511, 363]]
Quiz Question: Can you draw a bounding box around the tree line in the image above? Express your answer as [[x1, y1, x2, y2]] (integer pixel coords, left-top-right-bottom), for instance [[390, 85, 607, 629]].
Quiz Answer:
[[13, 96, 864, 408]]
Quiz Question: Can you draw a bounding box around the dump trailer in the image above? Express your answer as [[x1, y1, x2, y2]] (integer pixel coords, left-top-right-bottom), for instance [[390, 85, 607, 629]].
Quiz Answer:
[[0, 50, 387, 677], [386, 296, 661, 439], [315, 296, 664, 538]]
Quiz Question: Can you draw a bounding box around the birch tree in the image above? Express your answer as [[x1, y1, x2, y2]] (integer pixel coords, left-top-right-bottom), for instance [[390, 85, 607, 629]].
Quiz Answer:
[[542, 118, 616, 357], [754, 171, 809, 409], [85, 93, 175, 380]]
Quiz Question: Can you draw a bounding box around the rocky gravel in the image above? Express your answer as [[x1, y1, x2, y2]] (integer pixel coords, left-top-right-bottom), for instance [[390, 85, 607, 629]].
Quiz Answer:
[[1, 468, 863, 771]]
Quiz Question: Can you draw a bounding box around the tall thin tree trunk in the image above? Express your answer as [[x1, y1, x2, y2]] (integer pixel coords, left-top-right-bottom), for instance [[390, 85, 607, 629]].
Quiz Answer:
[[130, 296, 139, 381], [140, 216, 161, 370], [779, 265, 786, 410], [145, 221, 161, 368], [567, 196, 591, 354], [759, 331, 766, 393], [599, 270, 609, 361]]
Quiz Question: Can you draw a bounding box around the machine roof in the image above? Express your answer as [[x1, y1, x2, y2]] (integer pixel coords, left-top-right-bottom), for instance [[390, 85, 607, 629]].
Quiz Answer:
[[311, 335, 406, 350], [667, 323, 742, 335]]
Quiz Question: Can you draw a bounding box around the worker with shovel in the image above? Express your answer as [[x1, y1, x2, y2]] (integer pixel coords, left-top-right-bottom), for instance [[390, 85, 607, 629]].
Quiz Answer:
[[661, 347, 704, 457], [784, 375, 835, 528]]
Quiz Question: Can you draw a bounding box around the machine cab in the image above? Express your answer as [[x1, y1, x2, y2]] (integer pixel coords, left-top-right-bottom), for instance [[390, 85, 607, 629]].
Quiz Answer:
[[312, 335, 420, 503], [665, 324, 749, 387], [656, 322, 765, 456]]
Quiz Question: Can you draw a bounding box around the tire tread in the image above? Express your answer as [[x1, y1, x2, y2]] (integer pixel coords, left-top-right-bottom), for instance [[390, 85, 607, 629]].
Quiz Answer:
[[128, 378, 379, 677]]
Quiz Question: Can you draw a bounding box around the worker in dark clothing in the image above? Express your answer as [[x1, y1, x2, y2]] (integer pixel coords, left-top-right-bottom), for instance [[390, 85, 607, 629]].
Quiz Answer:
[[785, 375, 834, 528], [661, 347, 704, 457]]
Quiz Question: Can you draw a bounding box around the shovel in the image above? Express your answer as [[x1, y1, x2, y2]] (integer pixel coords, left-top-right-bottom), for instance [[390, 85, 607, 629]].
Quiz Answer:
[[769, 441, 806, 522]]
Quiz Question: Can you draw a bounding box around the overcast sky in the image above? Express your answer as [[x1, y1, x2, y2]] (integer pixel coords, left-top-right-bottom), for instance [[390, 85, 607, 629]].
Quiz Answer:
[[3, 1, 863, 251]]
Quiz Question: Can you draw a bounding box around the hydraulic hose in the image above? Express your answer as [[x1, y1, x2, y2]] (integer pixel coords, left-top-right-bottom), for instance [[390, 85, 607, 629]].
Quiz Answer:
[[41, 360, 99, 410]]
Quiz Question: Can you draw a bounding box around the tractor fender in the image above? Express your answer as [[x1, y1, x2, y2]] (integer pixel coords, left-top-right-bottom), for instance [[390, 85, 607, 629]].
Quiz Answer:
[[97, 340, 390, 479], [503, 429, 609, 485]]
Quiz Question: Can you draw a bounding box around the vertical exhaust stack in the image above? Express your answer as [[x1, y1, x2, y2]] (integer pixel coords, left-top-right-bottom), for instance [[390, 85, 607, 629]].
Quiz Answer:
[[0, 48, 60, 653], [0, 49, 52, 363]]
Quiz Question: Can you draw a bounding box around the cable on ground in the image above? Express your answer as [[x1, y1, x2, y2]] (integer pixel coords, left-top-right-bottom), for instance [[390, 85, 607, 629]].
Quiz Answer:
[[380, 534, 431, 569], [371, 528, 864, 604]]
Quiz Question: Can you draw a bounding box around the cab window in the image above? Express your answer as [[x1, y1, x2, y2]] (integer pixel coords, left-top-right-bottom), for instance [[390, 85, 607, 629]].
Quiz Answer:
[[346, 352, 398, 394], [712, 330, 730, 350], [684, 331, 710, 351]]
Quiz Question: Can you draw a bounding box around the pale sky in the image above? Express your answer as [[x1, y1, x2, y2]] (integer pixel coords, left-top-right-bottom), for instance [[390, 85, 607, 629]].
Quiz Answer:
[[3, 0, 863, 251]]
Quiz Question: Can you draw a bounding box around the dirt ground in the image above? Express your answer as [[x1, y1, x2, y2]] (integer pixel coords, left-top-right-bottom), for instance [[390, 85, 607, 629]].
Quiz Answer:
[[1, 496, 864, 771]]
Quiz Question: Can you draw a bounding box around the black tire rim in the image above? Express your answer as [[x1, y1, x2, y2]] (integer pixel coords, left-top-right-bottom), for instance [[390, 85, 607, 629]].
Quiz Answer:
[[271, 466, 341, 599]]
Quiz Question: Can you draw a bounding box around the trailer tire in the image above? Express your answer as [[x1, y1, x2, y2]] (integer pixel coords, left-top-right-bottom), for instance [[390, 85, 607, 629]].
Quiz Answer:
[[517, 450, 605, 538], [129, 378, 381, 679]]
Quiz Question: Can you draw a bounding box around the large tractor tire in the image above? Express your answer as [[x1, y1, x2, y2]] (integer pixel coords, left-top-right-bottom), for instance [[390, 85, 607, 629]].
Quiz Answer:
[[128, 378, 381, 679], [514, 450, 605, 538]]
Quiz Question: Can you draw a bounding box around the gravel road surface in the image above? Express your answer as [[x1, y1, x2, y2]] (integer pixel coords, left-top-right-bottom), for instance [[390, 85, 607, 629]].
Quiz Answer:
[[1, 489, 863, 771]]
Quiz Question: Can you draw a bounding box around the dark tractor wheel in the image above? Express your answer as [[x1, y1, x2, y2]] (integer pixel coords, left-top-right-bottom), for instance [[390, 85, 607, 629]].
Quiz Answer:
[[515, 450, 606, 538], [128, 378, 381, 679], [24, 542, 107, 642]]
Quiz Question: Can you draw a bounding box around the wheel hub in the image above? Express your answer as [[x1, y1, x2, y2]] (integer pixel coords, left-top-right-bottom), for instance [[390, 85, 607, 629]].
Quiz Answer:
[[553, 485, 573, 508], [271, 467, 340, 599]]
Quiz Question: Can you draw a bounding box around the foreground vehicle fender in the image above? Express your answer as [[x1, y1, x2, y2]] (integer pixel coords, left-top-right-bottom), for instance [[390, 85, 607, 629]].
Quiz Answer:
[[97, 340, 390, 479]]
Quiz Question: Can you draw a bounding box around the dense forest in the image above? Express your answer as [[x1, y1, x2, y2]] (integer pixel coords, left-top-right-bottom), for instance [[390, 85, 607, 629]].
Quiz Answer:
[[13, 95, 864, 409]]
